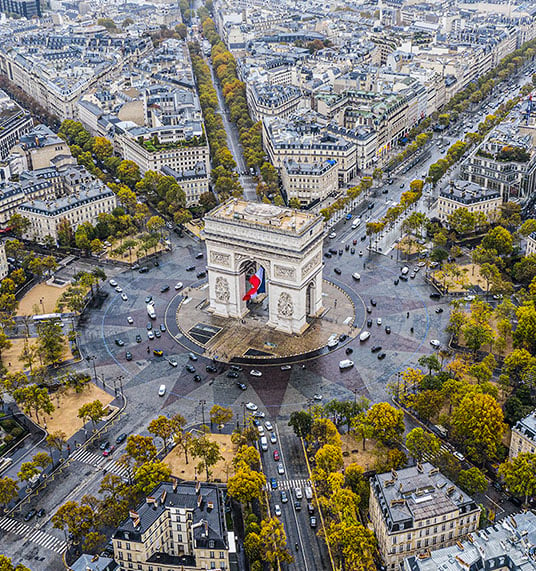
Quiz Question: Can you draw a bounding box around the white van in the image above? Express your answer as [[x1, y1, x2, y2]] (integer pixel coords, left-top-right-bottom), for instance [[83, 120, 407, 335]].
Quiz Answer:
[[260, 436, 268, 451], [339, 359, 354, 369], [351, 218, 361, 230], [352, 273, 360, 281], [401, 266, 409, 275], [359, 331, 371, 342], [304, 486, 313, 500]]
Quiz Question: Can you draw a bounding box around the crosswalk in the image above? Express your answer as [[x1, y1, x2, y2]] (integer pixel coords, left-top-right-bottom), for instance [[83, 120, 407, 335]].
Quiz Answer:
[[0, 516, 67, 554], [71, 447, 130, 479], [266, 478, 310, 492]]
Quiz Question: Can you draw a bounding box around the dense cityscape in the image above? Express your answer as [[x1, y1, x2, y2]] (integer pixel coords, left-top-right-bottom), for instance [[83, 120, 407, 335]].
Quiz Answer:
[[0, 0, 536, 570]]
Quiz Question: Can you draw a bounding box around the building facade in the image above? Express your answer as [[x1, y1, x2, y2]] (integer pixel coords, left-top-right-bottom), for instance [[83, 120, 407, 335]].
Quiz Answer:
[[160, 163, 210, 207], [0, 89, 32, 161], [509, 410, 536, 459], [437, 180, 502, 223], [370, 463, 480, 570], [112, 481, 233, 571], [0, 0, 40, 18], [281, 159, 338, 206], [0, 240, 8, 281]]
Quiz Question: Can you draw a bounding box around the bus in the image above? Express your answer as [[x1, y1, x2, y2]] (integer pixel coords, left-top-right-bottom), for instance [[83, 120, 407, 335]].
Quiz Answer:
[[33, 313, 63, 324]]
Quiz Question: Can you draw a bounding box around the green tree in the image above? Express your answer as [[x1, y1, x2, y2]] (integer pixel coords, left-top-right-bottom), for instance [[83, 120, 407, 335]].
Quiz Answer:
[[13, 385, 54, 423], [259, 517, 294, 567], [514, 302, 536, 353], [77, 400, 106, 432], [0, 477, 19, 512], [499, 453, 536, 505], [447, 207, 475, 234], [405, 428, 440, 462], [0, 555, 31, 571], [17, 461, 40, 487], [325, 520, 377, 571], [457, 467, 488, 495], [191, 434, 222, 481], [288, 410, 313, 438], [227, 467, 266, 505], [209, 404, 233, 430], [315, 444, 344, 474], [365, 402, 404, 445], [92, 136, 113, 161], [148, 415, 174, 454], [125, 434, 157, 465], [134, 460, 172, 494], [117, 160, 141, 187], [36, 321, 65, 366], [482, 226, 513, 255], [463, 322, 494, 354], [46, 430, 67, 465], [52, 500, 95, 544]]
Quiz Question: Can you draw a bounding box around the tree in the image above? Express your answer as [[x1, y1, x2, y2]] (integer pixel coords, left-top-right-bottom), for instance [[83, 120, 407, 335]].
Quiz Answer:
[[0, 556, 31, 571], [13, 385, 54, 423], [191, 435, 222, 481], [32, 451, 52, 472], [315, 444, 344, 474], [482, 226, 513, 255], [463, 322, 494, 354], [52, 501, 95, 544], [514, 302, 536, 353], [288, 410, 312, 438], [244, 532, 261, 563], [0, 477, 18, 512], [125, 434, 157, 465], [514, 254, 536, 283], [365, 402, 404, 445], [209, 404, 233, 430], [499, 453, 536, 505], [259, 517, 294, 567], [451, 393, 505, 464], [117, 160, 141, 187], [17, 461, 40, 486], [134, 459, 172, 494], [46, 430, 67, 465], [227, 467, 266, 505], [36, 321, 65, 366], [418, 354, 440, 376], [77, 400, 106, 432], [92, 136, 113, 161], [458, 467, 488, 495], [405, 428, 440, 462], [146, 215, 165, 236], [325, 520, 377, 571], [8, 213, 31, 238], [412, 390, 444, 422], [311, 418, 341, 447], [447, 208, 475, 234], [232, 445, 260, 470]]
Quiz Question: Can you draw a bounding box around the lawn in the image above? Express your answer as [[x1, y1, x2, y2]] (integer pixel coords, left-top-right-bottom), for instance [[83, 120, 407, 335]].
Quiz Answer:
[[164, 432, 236, 482], [17, 283, 70, 316], [340, 433, 378, 472], [2, 337, 74, 373]]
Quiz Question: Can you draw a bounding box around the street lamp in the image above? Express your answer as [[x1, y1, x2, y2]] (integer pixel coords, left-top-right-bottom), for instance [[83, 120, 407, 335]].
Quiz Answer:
[[241, 401, 246, 428], [116, 375, 124, 396], [86, 355, 97, 382], [199, 400, 206, 428]]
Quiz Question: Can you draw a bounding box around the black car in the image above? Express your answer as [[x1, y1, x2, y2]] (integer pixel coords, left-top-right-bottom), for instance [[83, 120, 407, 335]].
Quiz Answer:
[[378, 352, 386, 360], [197, 271, 207, 279], [186, 265, 195, 271], [136, 334, 142, 343], [385, 326, 391, 334], [227, 370, 239, 379], [160, 323, 166, 331], [146, 322, 152, 330], [399, 274, 408, 281], [345, 244, 350, 251], [367, 318, 372, 327], [371, 346, 382, 353], [361, 235, 367, 241], [139, 266, 149, 273], [329, 248, 337, 255], [366, 306, 372, 313], [334, 268, 342, 275], [206, 364, 217, 373], [382, 188, 388, 194], [195, 252, 204, 259], [324, 252, 332, 258], [125, 351, 132, 361], [154, 330, 161, 338], [236, 382, 247, 391], [338, 249, 343, 255], [145, 295, 153, 304], [193, 374, 202, 382], [186, 364, 196, 373], [115, 339, 124, 347], [100, 440, 110, 450], [230, 365, 242, 371], [367, 203, 374, 210], [36, 508, 45, 518], [116, 433, 127, 444], [307, 503, 315, 514], [370, 299, 377, 307], [435, 307, 444, 313], [24, 509, 37, 522], [345, 347, 353, 355], [188, 352, 198, 361], [153, 260, 159, 267], [350, 248, 355, 254], [160, 285, 170, 293], [294, 501, 301, 511], [339, 334, 347, 342], [430, 292, 441, 299]]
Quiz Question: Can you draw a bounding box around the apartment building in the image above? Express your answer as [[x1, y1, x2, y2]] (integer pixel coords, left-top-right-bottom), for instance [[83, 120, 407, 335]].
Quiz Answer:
[[370, 462, 480, 570], [403, 511, 536, 571], [437, 180, 502, 224], [246, 82, 305, 122], [0, 177, 53, 226], [281, 159, 338, 206], [0, 89, 32, 161], [509, 410, 536, 459], [0, 0, 40, 18], [161, 163, 210, 207], [526, 233, 536, 257], [0, 240, 8, 281], [18, 183, 117, 243], [112, 480, 233, 571]]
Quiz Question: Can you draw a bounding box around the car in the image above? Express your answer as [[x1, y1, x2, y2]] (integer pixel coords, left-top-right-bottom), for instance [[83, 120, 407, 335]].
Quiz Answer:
[[385, 326, 391, 334], [361, 235, 367, 241], [329, 248, 337, 255], [464, 294, 475, 301], [188, 352, 198, 361], [351, 272, 360, 281], [186, 364, 196, 373], [378, 352, 386, 360], [313, 393, 323, 400], [265, 421, 273, 431], [339, 334, 347, 342], [453, 451, 465, 462], [115, 339, 125, 347], [327, 335, 338, 348], [435, 307, 444, 313], [345, 244, 350, 251], [169, 358, 178, 367], [310, 516, 317, 528], [250, 369, 262, 377], [277, 463, 285, 475], [227, 370, 239, 379], [196, 271, 207, 279], [270, 432, 277, 444], [115, 286, 123, 293], [125, 351, 132, 361], [345, 347, 353, 355], [366, 306, 372, 314], [281, 490, 288, 503], [153, 349, 163, 356], [109, 279, 118, 287], [236, 382, 247, 391], [116, 433, 127, 444], [339, 359, 354, 369], [24, 509, 37, 521], [418, 261, 426, 267], [245, 402, 258, 411], [274, 504, 282, 516], [414, 267, 420, 273], [273, 450, 280, 461], [359, 250, 363, 256], [350, 248, 355, 254], [136, 334, 142, 343], [328, 232, 336, 239], [410, 272, 416, 279], [127, 316, 134, 324], [103, 444, 116, 457], [153, 260, 159, 267], [294, 501, 301, 511], [399, 274, 408, 281], [100, 440, 110, 450], [160, 285, 170, 293], [160, 323, 166, 332], [359, 331, 370, 342], [324, 252, 332, 258], [371, 345, 382, 353], [175, 282, 183, 290], [119, 291, 128, 301], [154, 330, 161, 338], [338, 249, 343, 256], [145, 295, 153, 304], [430, 339, 441, 348], [367, 203, 374, 210], [334, 267, 342, 275], [382, 188, 388, 194], [280, 364, 291, 371], [147, 331, 154, 340], [346, 213, 352, 220], [400, 183, 404, 189], [36, 508, 45, 518], [206, 364, 217, 373], [377, 317, 382, 325], [195, 252, 204, 259], [146, 321, 152, 330], [186, 265, 195, 271], [231, 365, 243, 372], [367, 318, 372, 327], [295, 488, 303, 499], [370, 298, 377, 307], [430, 292, 441, 299], [193, 375, 202, 382], [158, 384, 166, 396], [139, 266, 149, 273]]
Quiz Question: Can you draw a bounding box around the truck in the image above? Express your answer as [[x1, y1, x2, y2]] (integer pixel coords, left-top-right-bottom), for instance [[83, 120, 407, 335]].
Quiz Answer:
[[147, 304, 156, 320]]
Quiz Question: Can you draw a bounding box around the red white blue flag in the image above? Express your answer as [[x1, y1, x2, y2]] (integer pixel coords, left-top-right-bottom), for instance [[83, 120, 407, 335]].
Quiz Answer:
[[243, 267, 265, 301]]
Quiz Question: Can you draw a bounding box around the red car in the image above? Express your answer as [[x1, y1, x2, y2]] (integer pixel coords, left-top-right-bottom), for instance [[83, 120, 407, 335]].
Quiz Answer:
[[103, 445, 116, 457], [352, 239, 358, 245], [273, 450, 280, 461]]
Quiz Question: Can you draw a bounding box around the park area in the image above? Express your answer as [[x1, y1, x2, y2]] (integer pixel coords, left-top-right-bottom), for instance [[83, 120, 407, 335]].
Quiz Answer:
[[2, 337, 74, 374], [340, 433, 379, 473], [104, 232, 167, 263], [17, 283, 69, 316], [164, 432, 236, 482], [432, 263, 488, 293], [39, 384, 114, 439]]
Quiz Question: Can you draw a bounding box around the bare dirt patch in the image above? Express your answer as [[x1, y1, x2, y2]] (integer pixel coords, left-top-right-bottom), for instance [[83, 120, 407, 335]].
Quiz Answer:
[[3, 337, 73, 373], [17, 283, 70, 316], [340, 433, 378, 472]]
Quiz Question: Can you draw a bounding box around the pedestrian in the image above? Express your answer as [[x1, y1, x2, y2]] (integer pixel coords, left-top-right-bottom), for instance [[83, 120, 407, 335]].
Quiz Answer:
[[410, 327, 414, 333], [147, 346, 150, 354], [406, 311, 409, 318]]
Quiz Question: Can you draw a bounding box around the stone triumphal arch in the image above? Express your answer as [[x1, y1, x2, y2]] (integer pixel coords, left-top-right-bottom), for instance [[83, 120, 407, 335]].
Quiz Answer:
[[204, 199, 324, 334]]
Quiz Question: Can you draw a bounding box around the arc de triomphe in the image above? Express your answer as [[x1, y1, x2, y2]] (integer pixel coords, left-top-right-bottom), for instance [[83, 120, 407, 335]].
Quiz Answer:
[[203, 199, 324, 334]]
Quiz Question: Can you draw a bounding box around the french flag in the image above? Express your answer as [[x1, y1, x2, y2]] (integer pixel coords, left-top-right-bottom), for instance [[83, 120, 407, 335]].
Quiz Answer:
[[243, 267, 265, 301]]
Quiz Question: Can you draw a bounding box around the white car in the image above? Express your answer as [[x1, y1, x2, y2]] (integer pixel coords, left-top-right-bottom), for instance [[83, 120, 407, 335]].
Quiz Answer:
[[121, 293, 128, 301], [265, 421, 273, 431], [339, 359, 354, 369], [158, 384, 166, 396], [270, 433, 277, 444], [377, 317, 382, 325], [352, 273, 361, 281], [280, 364, 291, 371], [359, 331, 370, 342], [274, 504, 282, 517], [109, 279, 118, 287], [313, 393, 323, 401], [250, 369, 262, 377], [169, 358, 178, 367], [328, 232, 336, 239], [127, 316, 134, 324], [277, 463, 285, 475], [115, 286, 123, 293], [147, 330, 155, 340], [464, 295, 475, 301], [174, 282, 183, 290], [327, 335, 338, 348], [245, 402, 258, 411], [430, 339, 441, 348]]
